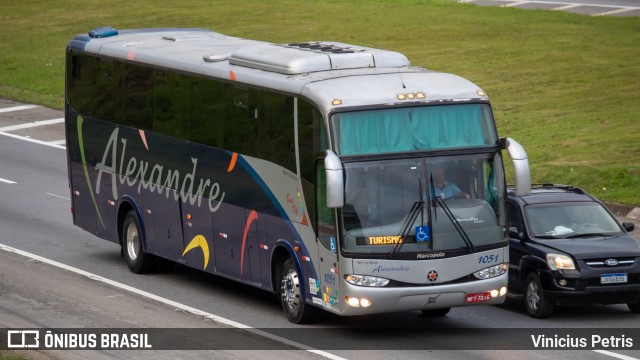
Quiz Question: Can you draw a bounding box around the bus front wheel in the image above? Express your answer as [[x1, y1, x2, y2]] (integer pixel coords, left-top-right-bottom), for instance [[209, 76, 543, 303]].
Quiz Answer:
[[280, 258, 316, 324], [122, 210, 155, 274]]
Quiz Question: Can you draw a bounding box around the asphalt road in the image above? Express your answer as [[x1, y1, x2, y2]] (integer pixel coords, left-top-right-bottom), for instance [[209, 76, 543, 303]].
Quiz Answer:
[[458, 0, 640, 17], [1, 101, 639, 360]]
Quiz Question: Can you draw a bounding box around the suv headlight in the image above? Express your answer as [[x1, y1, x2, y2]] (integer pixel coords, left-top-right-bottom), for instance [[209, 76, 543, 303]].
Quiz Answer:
[[345, 274, 390, 287], [546, 253, 575, 270], [473, 263, 508, 280]]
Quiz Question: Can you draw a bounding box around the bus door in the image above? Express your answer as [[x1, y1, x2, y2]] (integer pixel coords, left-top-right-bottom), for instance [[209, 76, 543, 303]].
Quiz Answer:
[[243, 209, 264, 286], [69, 163, 98, 235], [180, 195, 214, 273], [142, 188, 184, 261], [315, 160, 340, 307], [210, 201, 255, 282]]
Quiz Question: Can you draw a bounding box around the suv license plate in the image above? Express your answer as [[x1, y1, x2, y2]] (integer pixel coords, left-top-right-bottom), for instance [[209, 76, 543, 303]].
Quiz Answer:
[[601, 273, 627, 284]]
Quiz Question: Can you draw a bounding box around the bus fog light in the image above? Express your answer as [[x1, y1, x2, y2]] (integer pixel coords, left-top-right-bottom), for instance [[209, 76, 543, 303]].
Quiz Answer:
[[500, 286, 507, 296], [473, 263, 508, 280], [346, 297, 360, 307], [360, 298, 372, 308]]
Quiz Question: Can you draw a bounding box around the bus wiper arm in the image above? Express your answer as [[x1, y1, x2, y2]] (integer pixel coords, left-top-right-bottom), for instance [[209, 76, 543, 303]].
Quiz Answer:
[[389, 201, 424, 257], [433, 196, 474, 251]]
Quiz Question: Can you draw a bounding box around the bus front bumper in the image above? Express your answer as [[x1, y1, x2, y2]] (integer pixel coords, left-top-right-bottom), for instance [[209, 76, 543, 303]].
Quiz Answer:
[[331, 273, 508, 316]]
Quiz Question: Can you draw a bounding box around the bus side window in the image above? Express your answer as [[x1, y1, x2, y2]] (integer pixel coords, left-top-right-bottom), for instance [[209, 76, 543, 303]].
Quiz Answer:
[[118, 62, 154, 130], [188, 77, 229, 148], [154, 70, 190, 139], [315, 159, 336, 250], [298, 99, 325, 232]]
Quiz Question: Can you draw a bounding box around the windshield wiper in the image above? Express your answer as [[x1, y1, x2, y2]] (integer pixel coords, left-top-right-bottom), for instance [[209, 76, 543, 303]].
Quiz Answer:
[[390, 178, 425, 257], [432, 196, 475, 252], [389, 201, 424, 257], [563, 233, 608, 239], [534, 235, 561, 239]]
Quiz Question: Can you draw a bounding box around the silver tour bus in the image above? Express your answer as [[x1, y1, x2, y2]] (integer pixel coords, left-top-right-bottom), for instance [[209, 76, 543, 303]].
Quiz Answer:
[[65, 26, 531, 323]]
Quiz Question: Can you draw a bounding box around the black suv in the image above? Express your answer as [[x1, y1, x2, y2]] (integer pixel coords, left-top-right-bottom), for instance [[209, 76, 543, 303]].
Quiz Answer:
[[507, 184, 640, 318]]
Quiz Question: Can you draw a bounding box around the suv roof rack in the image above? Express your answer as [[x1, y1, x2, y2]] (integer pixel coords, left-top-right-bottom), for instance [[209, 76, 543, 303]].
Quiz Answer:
[[507, 183, 586, 195]]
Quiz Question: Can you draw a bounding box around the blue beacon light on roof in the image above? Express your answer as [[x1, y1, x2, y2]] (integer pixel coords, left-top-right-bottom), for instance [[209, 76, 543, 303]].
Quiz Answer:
[[88, 26, 118, 38]]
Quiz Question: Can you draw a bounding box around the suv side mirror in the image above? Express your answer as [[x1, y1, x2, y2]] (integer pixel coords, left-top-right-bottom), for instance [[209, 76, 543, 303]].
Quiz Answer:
[[622, 222, 635, 232], [509, 226, 523, 240]]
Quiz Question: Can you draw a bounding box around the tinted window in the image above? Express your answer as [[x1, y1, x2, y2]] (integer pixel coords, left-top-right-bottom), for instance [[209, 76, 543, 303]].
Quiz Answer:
[[508, 202, 523, 231], [68, 53, 301, 175]]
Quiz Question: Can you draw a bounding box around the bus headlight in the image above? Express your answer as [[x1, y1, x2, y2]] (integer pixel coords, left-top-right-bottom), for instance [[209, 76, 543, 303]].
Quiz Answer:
[[546, 253, 575, 270], [473, 263, 508, 280], [345, 274, 390, 287]]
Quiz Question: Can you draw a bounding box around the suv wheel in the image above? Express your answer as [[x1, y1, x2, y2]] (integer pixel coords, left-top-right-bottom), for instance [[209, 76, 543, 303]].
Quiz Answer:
[[524, 273, 554, 318]]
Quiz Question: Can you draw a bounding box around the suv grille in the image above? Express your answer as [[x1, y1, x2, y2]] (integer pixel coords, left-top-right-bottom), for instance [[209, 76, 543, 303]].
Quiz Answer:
[[584, 257, 636, 268]]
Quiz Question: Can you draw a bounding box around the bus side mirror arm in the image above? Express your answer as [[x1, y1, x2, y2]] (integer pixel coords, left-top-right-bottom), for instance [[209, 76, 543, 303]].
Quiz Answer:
[[501, 137, 531, 196], [325, 150, 344, 208]]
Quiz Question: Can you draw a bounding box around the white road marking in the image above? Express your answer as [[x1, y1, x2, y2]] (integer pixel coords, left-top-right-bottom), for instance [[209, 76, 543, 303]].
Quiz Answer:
[[48, 139, 66, 145], [46, 192, 70, 201], [0, 117, 64, 132], [0, 131, 65, 149], [594, 350, 640, 360], [504, 1, 529, 7], [0, 104, 38, 113], [0, 243, 348, 360], [554, 3, 581, 10], [0, 177, 17, 184], [457, 0, 640, 13], [594, 7, 636, 16]]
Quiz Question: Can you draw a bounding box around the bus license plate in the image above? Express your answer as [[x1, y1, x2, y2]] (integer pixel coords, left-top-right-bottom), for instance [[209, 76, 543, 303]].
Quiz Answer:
[[601, 273, 627, 284], [466, 292, 491, 303]]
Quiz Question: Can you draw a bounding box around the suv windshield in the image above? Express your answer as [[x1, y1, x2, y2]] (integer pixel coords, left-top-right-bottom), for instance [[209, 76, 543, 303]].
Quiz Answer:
[[525, 202, 623, 238], [340, 154, 507, 255]]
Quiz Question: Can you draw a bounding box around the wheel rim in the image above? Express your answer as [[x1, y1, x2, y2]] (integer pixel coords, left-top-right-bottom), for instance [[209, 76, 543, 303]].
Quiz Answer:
[[126, 222, 140, 261], [526, 280, 540, 312], [281, 268, 300, 310]]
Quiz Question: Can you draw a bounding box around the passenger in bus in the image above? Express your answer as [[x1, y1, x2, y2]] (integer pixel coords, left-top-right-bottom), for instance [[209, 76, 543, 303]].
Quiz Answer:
[[431, 166, 470, 200]]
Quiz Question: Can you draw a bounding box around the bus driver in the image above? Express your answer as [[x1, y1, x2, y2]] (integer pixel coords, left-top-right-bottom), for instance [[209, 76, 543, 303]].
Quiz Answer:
[[432, 166, 470, 200]]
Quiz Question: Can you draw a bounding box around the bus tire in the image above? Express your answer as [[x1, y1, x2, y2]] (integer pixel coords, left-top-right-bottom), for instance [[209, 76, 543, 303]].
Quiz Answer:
[[122, 210, 155, 274], [280, 258, 316, 324]]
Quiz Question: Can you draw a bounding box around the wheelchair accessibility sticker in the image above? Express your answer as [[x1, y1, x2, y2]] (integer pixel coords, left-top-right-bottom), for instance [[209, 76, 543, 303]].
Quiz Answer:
[[415, 226, 430, 242]]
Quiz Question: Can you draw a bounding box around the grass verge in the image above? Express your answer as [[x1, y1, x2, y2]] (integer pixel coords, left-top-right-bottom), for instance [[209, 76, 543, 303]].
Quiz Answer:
[[0, 0, 638, 204]]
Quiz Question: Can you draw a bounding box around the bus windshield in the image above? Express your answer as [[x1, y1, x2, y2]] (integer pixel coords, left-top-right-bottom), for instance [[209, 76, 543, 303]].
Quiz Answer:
[[340, 154, 507, 255], [331, 103, 497, 156]]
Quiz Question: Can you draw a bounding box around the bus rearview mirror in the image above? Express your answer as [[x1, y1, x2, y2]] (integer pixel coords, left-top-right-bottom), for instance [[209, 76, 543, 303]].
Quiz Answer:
[[325, 150, 344, 208]]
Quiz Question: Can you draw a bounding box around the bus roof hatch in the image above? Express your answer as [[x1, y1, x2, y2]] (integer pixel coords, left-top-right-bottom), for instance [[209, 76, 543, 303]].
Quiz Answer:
[[228, 42, 410, 75]]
